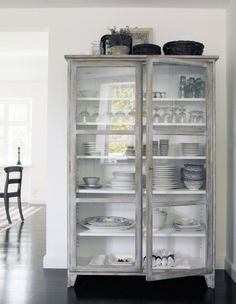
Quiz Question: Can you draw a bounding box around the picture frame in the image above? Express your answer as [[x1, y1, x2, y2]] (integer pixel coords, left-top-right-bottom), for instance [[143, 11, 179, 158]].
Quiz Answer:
[[129, 27, 153, 46]]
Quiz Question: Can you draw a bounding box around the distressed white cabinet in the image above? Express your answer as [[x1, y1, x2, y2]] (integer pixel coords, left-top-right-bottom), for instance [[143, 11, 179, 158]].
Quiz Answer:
[[65, 55, 218, 288]]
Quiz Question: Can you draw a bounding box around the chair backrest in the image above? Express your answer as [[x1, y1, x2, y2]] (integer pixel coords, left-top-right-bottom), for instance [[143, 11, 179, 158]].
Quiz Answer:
[[4, 166, 23, 195]]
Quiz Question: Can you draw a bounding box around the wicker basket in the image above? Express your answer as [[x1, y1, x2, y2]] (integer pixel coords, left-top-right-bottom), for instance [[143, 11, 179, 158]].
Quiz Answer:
[[132, 43, 161, 55], [163, 41, 204, 55]]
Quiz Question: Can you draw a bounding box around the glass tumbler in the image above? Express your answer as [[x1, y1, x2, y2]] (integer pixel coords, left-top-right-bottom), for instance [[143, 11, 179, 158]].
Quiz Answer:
[[91, 41, 103, 55]]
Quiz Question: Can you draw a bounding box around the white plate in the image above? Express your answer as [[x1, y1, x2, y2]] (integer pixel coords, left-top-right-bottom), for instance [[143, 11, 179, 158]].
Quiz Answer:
[[174, 217, 199, 226], [85, 216, 134, 227], [81, 223, 135, 231]]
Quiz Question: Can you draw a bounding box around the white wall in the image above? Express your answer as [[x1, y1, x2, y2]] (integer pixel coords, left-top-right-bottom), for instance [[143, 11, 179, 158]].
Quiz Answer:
[[0, 7, 226, 269], [225, 0, 236, 282], [0, 32, 48, 204]]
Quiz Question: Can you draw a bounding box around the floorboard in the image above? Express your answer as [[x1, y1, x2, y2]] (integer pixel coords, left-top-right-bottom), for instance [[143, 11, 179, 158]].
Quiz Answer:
[[0, 206, 235, 304]]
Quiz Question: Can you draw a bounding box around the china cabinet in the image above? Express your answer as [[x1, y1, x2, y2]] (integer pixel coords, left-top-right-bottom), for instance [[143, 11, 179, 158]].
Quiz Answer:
[[65, 55, 218, 288]]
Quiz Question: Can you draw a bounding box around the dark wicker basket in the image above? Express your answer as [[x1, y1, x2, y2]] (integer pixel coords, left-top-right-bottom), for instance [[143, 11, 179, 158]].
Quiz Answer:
[[163, 40, 204, 55], [132, 43, 161, 55]]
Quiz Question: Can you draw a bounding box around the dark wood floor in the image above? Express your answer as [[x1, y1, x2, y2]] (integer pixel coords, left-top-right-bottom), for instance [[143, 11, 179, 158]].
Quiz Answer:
[[0, 206, 235, 304]]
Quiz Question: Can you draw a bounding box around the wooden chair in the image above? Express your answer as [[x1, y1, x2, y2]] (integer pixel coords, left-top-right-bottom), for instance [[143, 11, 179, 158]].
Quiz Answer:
[[0, 166, 24, 224]]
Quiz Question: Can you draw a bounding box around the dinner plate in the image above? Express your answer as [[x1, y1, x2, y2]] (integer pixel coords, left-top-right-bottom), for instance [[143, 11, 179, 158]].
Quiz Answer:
[[81, 222, 135, 231], [85, 216, 134, 227], [79, 184, 102, 189]]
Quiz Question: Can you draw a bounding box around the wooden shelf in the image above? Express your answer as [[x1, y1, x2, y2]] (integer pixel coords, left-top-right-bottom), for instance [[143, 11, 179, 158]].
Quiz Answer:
[[77, 187, 135, 194], [144, 98, 206, 102], [76, 122, 135, 127], [78, 226, 206, 237], [77, 155, 206, 160], [153, 123, 206, 127], [152, 189, 206, 195], [77, 97, 205, 102], [77, 188, 206, 195], [77, 97, 135, 101]]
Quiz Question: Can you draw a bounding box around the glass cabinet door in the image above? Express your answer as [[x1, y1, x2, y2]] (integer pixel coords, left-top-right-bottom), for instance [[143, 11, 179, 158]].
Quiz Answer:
[[144, 58, 214, 281], [69, 63, 143, 273]]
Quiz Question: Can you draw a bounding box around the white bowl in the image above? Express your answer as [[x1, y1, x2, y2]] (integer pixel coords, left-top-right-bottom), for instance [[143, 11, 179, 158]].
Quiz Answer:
[[83, 177, 100, 185], [184, 180, 204, 191]]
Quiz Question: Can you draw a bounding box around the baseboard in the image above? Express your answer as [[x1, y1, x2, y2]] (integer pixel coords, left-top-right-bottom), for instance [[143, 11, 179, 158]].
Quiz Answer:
[[225, 256, 236, 282], [43, 254, 67, 269]]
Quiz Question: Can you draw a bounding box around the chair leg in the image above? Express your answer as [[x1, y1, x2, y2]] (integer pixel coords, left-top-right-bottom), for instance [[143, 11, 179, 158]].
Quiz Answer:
[[17, 196, 24, 222], [4, 196, 11, 224]]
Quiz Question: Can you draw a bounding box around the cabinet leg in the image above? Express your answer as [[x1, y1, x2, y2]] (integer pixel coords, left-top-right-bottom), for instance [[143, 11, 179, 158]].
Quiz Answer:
[[204, 273, 215, 288], [67, 273, 77, 287]]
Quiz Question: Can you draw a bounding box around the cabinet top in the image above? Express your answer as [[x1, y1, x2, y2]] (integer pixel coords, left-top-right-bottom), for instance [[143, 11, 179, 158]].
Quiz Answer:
[[64, 55, 219, 62]]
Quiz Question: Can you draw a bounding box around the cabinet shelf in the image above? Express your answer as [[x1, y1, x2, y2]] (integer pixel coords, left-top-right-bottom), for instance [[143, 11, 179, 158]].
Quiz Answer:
[[76, 198, 205, 206], [77, 122, 135, 127], [152, 123, 206, 127], [78, 226, 206, 238], [77, 97, 135, 101], [77, 97, 205, 102], [144, 98, 206, 102], [76, 155, 206, 160], [77, 188, 206, 195]]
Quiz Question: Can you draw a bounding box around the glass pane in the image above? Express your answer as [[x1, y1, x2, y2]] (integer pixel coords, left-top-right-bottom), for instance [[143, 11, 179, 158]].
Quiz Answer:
[[146, 205, 206, 270], [76, 67, 135, 132], [0, 104, 4, 122], [145, 62, 209, 276], [8, 126, 29, 164], [9, 103, 28, 122], [75, 67, 138, 270]]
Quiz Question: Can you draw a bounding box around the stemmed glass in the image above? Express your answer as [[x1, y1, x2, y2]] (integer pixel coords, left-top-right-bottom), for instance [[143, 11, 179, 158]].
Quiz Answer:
[[162, 107, 170, 123], [178, 107, 187, 124], [153, 106, 161, 123], [79, 107, 90, 123], [90, 106, 99, 123], [171, 107, 179, 123], [196, 111, 204, 123]]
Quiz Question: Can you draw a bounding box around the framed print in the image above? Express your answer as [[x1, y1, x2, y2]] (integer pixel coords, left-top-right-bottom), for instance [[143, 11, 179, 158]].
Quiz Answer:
[[129, 28, 153, 46]]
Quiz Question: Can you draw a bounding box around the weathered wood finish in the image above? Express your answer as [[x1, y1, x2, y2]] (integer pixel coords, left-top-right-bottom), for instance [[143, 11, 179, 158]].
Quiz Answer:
[[66, 55, 217, 287], [145, 58, 154, 281]]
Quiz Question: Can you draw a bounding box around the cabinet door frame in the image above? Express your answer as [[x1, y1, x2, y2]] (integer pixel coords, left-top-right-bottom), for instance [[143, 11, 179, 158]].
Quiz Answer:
[[145, 57, 216, 281], [68, 59, 144, 274]]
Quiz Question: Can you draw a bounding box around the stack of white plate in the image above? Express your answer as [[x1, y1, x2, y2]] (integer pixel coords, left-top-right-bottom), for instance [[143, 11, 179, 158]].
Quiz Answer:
[[82, 216, 135, 231], [152, 164, 178, 190], [83, 142, 101, 155], [181, 143, 200, 156], [173, 217, 204, 231], [110, 171, 135, 190]]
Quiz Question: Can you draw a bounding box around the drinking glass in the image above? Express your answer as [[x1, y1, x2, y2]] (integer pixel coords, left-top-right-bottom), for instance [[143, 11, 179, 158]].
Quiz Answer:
[[178, 107, 187, 124], [79, 107, 90, 123]]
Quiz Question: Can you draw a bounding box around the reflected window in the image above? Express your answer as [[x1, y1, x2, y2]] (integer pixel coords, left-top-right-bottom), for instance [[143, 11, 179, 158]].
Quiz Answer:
[[0, 98, 31, 165], [101, 82, 135, 155]]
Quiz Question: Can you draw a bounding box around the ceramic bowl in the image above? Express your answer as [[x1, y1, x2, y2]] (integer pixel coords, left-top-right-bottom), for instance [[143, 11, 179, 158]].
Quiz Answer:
[[184, 164, 204, 172], [182, 169, 204, 180], [184, 180, 204, 191], [83, 177, 100, 185]]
